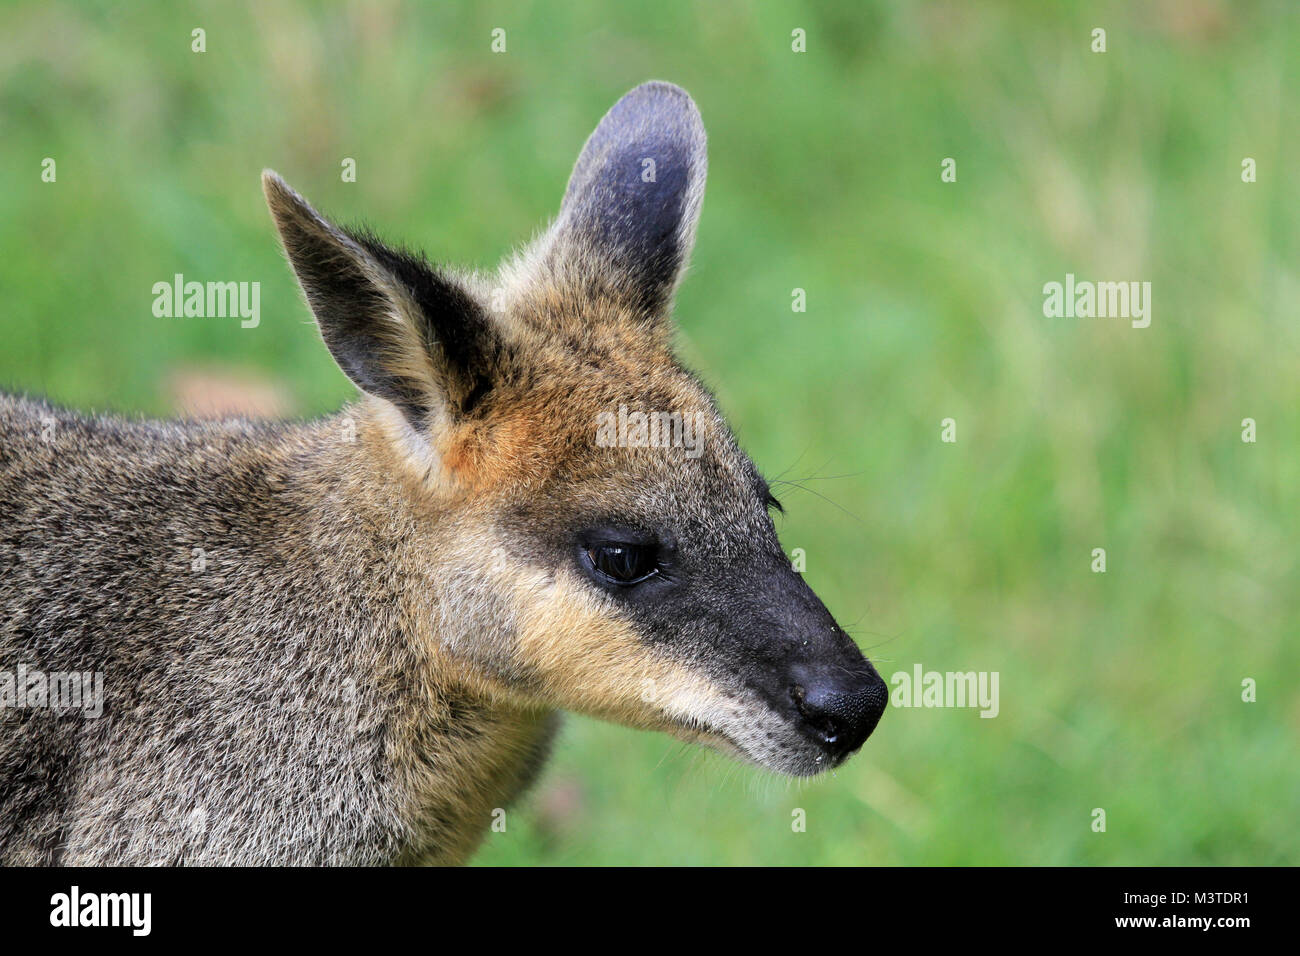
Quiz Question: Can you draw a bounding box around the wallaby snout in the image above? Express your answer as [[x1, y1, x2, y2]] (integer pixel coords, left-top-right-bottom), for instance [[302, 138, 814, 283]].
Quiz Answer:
[[765, 577, 888, 765], [675, 549, 887, 774]]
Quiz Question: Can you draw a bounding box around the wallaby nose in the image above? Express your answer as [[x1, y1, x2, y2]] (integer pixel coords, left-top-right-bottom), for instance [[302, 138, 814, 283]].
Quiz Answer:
[[790, 665, 888, 762]]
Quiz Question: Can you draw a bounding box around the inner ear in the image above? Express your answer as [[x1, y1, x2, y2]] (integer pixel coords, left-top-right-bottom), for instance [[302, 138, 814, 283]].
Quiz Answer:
[[550, 82, 707, 318], [345, 230, 502, 419], [263, 171, 503, 430]]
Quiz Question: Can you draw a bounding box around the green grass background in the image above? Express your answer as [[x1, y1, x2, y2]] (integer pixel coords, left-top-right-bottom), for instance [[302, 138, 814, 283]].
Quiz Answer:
[[1, 0, 1296, 864]]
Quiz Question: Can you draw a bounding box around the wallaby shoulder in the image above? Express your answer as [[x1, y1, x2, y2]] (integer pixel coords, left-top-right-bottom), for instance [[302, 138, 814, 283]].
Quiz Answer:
[[0, 391, 553, 864]]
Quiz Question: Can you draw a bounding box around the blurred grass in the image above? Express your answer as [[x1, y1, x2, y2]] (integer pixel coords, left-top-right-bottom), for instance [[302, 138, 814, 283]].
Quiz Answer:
[[1, 0, 1296, 865]]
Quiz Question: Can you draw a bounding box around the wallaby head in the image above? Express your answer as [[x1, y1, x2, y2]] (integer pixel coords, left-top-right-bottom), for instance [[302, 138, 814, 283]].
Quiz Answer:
[[263, 81, 886, 777]]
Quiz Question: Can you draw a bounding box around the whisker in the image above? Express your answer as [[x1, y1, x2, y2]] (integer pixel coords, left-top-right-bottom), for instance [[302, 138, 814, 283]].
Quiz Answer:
[[770, 478, 868, 527]]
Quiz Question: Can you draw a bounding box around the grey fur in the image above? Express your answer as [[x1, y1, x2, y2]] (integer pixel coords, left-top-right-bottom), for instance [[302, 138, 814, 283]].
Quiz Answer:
[[0, 396, 556, 864]]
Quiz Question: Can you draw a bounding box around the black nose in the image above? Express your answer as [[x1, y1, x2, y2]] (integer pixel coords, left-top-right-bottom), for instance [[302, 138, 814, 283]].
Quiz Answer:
[[790, 667, 888, 761]]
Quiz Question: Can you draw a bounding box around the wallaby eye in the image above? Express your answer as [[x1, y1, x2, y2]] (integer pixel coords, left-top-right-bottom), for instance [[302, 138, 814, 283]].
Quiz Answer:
[[584, 543, 659, 585]]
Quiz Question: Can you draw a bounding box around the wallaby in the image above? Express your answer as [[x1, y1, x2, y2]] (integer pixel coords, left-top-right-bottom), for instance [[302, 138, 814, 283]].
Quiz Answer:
[[0, 82, 887, 865]]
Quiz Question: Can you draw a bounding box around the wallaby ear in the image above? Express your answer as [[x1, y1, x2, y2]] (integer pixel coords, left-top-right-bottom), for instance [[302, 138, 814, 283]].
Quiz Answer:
[[550, 81, 707, 317], [262, 171, 499, 432]]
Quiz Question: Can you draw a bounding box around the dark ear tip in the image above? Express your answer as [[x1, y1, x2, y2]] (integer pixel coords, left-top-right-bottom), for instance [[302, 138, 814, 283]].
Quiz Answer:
[[260, 171, 339, 244], [261, 169, 301, 211]]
